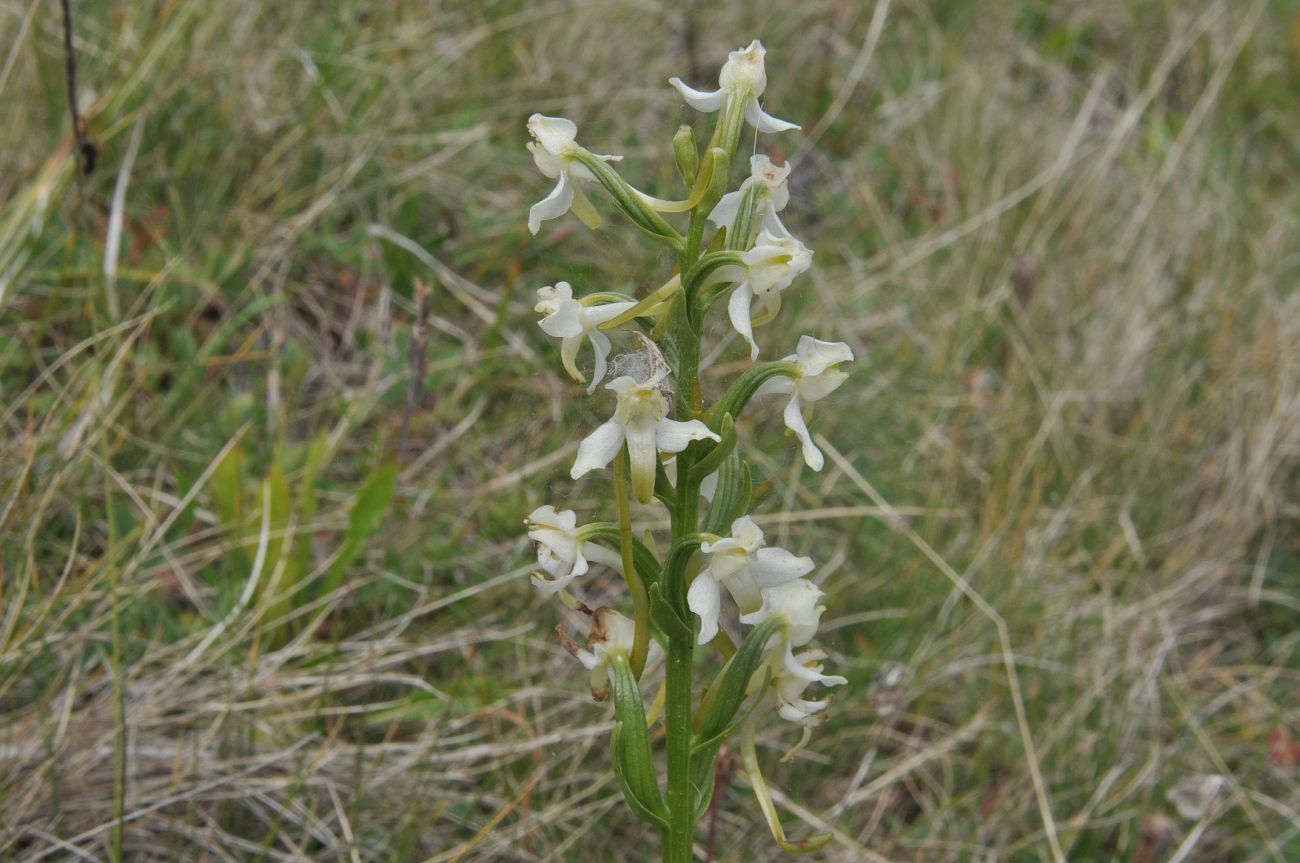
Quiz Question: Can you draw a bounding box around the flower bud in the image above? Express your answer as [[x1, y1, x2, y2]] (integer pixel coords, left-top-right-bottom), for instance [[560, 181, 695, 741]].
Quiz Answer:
[[673, 124, 698, 185]]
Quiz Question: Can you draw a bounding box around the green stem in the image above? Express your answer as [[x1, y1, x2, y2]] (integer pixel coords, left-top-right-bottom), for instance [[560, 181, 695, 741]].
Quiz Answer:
[[664, 635, 695, 862], [614, 448, 652, 677]]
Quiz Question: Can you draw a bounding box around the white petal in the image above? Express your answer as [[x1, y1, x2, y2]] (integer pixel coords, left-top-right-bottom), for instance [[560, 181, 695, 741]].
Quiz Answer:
[[745, 98, 801, 133], [795, 336, 854, 376], [654, 418, 720, 453], [668, 78, 728, 112], [528, 174, 574, 235], [527, 113, 578, 155], [586, 329, 612, 394], [729, 516, 766, 551], [782, 395, 823, 471], [571, 421, 624, 479], [526, 504, 575, 531], [706, 189, 744, 230], [687, 570, 723, 644], [727, 284, 759, 360], [749, 547, 815, 588]]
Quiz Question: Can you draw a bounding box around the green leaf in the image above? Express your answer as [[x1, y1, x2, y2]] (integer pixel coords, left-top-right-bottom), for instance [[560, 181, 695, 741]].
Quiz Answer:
[[703, 449, 751, 536], [321, 461, 398, 596], [608, 656, 667, 827], [649, 583, 692, 643], [661, 534, 706, 619], [693, 617, 783, 749]]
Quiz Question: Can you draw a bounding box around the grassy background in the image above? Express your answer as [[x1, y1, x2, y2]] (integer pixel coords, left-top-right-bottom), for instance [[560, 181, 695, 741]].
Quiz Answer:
[[2, 0, 1298, 860]]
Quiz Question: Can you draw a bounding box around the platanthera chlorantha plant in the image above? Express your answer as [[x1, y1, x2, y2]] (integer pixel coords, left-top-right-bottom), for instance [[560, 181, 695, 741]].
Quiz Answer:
[[524, 40, 851, 861]]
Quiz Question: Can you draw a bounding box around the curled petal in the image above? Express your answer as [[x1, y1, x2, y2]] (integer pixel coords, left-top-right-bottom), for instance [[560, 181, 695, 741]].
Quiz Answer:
[[571, 420, 624, 479], [528, 174, 575, 235], [745, 98, 801, 133], [654, 418, 720, 453], [687, 570, 723, 644], [559, 335, 585, 384], [782, 394, 823, 471], [587, 329, 612, 394], [668, 77, 728, 112], [728, 284, 759, 360]]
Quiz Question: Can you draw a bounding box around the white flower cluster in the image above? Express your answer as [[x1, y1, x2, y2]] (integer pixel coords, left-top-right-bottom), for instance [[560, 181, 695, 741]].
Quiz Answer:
[[523, 38, 853, 757]]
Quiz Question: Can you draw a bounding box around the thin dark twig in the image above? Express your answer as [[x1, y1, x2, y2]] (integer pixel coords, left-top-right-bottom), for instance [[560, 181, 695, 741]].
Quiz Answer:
[[59, 0, 95, 175], [399, 282, 431, 464]]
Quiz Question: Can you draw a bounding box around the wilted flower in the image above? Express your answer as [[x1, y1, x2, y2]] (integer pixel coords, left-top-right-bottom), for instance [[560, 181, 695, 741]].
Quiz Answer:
[[527, 114, 621, 235], [687, 516, 813, 645], [708, 154, 792, 239], [669, 40, 799, 134], [560, 607, 659, 701], [757, 336, 853, 470], [535, 282, 636, 393], [525, 505, 623, 594], [571, 369, 720, 503]]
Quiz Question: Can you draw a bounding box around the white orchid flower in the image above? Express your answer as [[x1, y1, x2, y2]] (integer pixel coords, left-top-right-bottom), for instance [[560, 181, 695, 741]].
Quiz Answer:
[[571, 370, 720, 503], [525, 505, 623, 595], [559, 607, 661, 701], [708, 154, 792, 239], [739, 578, 829, 649], [740, 581, 843, 756], [723, 230, 813, 359], [669, 40, 799, 134], [535, 282, 636, 393], [687, 516, 814, 645], [771, 648, 847, 727], [756, 336, 854, 471], [527, 114, 621, 235]]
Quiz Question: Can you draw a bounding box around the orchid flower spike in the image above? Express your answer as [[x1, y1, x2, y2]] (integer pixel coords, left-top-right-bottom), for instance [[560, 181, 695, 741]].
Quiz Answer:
[[708, 154, 792, 239], [571, 368, 720, 504], [687, 516, 814, 645], [526, 114, 622, 235], [525, 505, 624, 594], [723, 230, 813, 359], [535, 283, 636, 393], [560, 607, 660, 701], [757, 336, 854, 471], [669, 40, 799, 134]]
